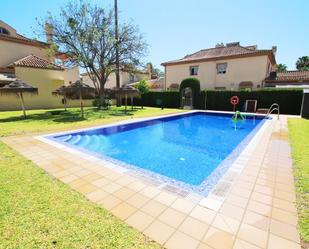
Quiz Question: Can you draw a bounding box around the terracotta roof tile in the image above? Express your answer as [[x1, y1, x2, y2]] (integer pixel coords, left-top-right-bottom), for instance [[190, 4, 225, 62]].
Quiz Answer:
[[162, 43, 275, 66], [276, 71, 309, 81], [12, 55, 64, 70]]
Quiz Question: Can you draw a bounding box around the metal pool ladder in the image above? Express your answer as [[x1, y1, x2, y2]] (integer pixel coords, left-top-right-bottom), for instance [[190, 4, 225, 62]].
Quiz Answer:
[[266, 103, 280, 120]]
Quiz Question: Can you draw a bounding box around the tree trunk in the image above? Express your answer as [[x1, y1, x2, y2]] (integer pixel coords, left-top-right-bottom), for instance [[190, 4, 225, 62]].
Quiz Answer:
[[64, 93, 67, 111], [99, 86, 105, 110], [114, 0, 121, 107], [79, 90, 84, 118], [124, 94, 127, 113], [19, 92, 27, 119], [131, 96, 133, 110]]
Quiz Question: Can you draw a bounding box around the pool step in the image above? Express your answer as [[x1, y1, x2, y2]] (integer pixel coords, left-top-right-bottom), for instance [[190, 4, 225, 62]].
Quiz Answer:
[[69, 135, 82, 145], [58, 135, 72, 142], [77, 135, 91, 146], [90, 135, 101, 151]]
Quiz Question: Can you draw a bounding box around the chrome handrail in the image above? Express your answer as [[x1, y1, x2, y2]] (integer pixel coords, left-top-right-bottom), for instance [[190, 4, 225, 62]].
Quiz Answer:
[[266, 103, 280, 120]]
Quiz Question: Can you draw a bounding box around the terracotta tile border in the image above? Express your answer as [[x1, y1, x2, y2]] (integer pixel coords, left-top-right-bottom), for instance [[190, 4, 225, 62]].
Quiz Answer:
[[1, 115, 301, 249]]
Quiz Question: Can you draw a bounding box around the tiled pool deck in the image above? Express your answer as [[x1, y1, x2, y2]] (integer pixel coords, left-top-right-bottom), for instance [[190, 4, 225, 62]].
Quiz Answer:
[[1, 114, 301, 249]]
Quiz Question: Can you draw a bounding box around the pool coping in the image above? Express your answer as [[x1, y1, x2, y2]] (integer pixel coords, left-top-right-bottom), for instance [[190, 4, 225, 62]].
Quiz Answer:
[[35, 110, 271, 211]]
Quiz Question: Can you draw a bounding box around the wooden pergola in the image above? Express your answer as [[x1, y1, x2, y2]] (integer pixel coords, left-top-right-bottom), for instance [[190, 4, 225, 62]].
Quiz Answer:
[[53, 80, 95, 118], [52, 85, 67, 111], [112, 85, 140, 112]]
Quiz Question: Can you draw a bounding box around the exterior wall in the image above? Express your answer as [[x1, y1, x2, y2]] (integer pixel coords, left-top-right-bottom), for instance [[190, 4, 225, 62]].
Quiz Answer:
[[63, 66, 80, 85], [0, 40, 50, 67], [165, 55, 270, 90], [81, 71, 149, 89], [0, 67, 91, 111]]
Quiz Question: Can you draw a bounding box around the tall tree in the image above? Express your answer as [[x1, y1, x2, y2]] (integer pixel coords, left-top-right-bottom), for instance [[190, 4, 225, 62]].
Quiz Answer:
[[276, 63, 287, 72], [42, 0, 147, 99], [296, 56, 309, 71], [114, 0, 121, 106], [146, 62, 164, 78]]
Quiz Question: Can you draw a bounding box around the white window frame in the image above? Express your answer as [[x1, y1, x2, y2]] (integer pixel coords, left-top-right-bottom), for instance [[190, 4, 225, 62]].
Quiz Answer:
[[217, 63, 227, 74], [189, 66, 199, 76]]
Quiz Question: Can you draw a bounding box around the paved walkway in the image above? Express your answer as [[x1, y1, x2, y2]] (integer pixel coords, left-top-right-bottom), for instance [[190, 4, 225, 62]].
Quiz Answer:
[[1, 116, 301, 249]]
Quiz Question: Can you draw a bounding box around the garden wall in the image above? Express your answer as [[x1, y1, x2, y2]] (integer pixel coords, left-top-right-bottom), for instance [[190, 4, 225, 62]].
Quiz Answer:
[[202, 89, 303, 115]]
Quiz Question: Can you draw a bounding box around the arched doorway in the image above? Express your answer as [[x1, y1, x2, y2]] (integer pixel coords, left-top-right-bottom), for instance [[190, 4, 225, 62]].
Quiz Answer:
[[181, 87, 193, 109], [179, 78, 201, 109]]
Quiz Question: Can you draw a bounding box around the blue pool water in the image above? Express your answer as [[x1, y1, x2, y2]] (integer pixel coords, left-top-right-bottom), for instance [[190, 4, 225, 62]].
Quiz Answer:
[[51, 112, 263, 186]]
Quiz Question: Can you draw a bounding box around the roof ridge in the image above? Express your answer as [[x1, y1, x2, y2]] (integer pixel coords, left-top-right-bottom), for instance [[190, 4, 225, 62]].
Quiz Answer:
[[183, 44, 271, 59], [12, 54, 34, 64], [11, 54, 63, 70], [14, 54, 55, 64]]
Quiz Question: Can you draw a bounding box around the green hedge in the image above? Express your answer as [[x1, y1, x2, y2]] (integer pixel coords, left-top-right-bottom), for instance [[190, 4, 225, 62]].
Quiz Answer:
[[127, 91, 180, 108], [202, 89, 303, 115], [128, 89, 303, 115]]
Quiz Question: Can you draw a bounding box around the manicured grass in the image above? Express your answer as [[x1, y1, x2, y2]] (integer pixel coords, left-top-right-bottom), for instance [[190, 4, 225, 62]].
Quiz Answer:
[[0, 142, 161, 249], [0, 106, 184, 137], [0, 106, 183, 248], [288, 118, 309, 243]]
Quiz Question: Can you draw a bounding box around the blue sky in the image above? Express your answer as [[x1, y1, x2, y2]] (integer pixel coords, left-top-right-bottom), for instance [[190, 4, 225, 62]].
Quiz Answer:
[[2, 0, 308, 70]]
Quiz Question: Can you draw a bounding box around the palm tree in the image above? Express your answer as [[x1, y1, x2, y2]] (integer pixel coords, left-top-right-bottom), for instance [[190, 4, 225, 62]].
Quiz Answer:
[[276, 63, 287, 72], [296, 56, 309, 71]]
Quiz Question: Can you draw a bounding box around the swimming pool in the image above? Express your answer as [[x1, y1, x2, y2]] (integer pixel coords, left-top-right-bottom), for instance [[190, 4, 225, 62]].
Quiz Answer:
[[48, 112, 265, 191]]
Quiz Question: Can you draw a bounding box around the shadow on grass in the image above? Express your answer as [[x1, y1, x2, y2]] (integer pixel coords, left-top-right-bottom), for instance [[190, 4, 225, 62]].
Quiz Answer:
[[0, 107, 138, 123], [108, 110, 135, 116]]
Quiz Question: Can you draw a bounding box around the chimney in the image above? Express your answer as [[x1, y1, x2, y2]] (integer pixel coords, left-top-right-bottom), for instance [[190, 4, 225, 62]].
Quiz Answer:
[[215, 43, 225, 48], [272, 46, 277, 55], [226, 42, 240, 47], [45, 22, 53, 44]]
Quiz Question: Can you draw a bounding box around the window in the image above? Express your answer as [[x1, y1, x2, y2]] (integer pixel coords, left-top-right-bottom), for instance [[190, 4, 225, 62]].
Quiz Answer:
[[0, 27, 10, 35], [129, 74, 135, 82], [215, 86, 226, 91], [189, 66, 199, 76], [217, 63, 227, 74], [239, 81, 253, 91]]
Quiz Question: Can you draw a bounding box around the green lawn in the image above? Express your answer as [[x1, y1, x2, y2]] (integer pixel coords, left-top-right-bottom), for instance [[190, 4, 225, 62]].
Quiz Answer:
[[0, 106, 184, 137], [0, 106, 183, 248], [288, 118, 309, 243]]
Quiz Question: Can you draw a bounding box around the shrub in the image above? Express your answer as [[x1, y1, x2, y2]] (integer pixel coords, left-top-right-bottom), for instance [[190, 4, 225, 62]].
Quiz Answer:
[[179, 78, 201, 108], [134, 80, 150, 94], [134, 80, 150, 108], [92, 97, 111, 109], [129, 91, 180, 108]]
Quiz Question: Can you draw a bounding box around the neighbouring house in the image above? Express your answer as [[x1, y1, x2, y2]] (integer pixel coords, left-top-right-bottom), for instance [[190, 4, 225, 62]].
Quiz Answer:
[[161, 42, 277, 91], [81, 68, 149, 90], [264, 71, 309, 88], [145, 77, 165, 91], [0, 20, 86, 111]]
